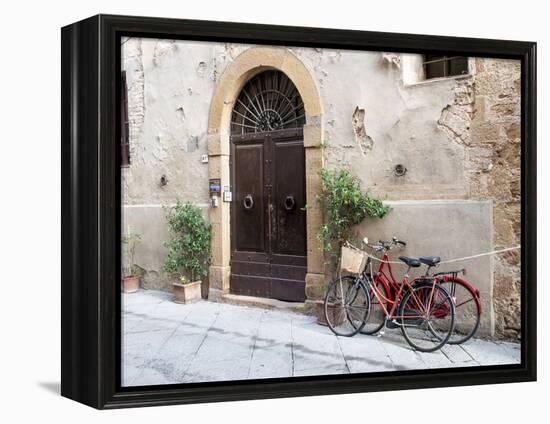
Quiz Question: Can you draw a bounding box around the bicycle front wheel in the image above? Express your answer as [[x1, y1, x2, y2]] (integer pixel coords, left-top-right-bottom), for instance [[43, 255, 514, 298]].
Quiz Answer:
[[361, 277, 391, 335], [324, 276, 371, 337], [399, 284, 455, 352]]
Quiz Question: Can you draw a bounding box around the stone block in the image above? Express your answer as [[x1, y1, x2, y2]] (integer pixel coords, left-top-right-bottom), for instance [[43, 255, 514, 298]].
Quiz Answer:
[[208, 265, 231, 292], [207, 132, 230, 156], [303, 123, 323, 148], [305, 272, 326, 300]]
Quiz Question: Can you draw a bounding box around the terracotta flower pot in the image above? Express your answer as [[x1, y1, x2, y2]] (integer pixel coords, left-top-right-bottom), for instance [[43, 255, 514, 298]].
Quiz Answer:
[[315, 300, 345, 327], [122, 275, 140, 293], [173, 280, 202, 304]]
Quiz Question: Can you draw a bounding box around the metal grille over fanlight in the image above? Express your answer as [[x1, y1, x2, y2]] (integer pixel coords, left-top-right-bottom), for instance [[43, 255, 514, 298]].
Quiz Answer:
[[231, 70, 305, 135]]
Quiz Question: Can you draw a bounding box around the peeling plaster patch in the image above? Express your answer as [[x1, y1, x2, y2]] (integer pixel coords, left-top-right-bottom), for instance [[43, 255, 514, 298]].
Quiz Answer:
[[197, 61, 208, 77], [153, 40, 176, 66], [211, 58, 219, 82], [328, 51, 342, 63], [122, 39, 145, 160], [292, 47, 323, 69], [187, 136, 199, 153], [351, 107, 374, 155], [437, 80, 475, 145], [382, 53, 401, 68], [315, 67, 329, 88], [224, 43, 238, 60], [438, 105, 471, 144], [176, 106, 186, 122]]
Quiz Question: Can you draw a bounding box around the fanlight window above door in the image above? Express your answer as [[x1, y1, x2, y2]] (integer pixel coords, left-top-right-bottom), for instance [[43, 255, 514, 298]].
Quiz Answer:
[[231, 70, 306, 135]]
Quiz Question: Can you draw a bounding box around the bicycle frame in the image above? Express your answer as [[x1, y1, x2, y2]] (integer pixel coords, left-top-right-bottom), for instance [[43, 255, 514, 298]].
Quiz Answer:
[[363, 257, 439, 322], [363, 248, 482, 318], [374, 252, 400, 299]]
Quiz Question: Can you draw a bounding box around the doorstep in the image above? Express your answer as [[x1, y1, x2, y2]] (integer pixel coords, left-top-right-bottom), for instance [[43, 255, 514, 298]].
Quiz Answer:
[[213, 292, 310, 314]]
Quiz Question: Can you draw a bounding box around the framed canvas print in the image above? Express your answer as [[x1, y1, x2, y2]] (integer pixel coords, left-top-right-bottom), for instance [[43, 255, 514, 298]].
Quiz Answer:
[[61, 14, 536, 409]]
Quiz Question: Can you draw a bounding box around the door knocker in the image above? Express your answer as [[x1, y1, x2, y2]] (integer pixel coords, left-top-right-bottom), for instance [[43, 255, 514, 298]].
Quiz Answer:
[[284, 195, 296, 211], [243, 194, 254, 210]]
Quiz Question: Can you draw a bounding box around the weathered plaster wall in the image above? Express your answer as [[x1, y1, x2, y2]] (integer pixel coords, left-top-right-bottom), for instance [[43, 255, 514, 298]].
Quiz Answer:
[[121, 38, 520, 339], [121, 39, 249, 290], [122, 39, 247, 206], [289, 47, 468, 199]]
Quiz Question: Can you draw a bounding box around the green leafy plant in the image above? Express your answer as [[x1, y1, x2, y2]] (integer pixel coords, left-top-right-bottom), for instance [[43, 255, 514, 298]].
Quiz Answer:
[[317, 168, 390, 269], [163, 201, 211, 283], [122, 233, 142, 277]]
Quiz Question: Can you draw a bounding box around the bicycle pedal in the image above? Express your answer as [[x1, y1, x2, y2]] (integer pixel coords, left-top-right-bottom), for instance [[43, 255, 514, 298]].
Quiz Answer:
[[377, 331, 385, 337], [385, 320, 399, 329]]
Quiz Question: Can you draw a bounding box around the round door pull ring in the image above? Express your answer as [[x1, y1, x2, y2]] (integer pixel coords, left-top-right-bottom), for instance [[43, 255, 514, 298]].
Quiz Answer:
[[243, 194, 254, 210], [284, 195, 296, 211]]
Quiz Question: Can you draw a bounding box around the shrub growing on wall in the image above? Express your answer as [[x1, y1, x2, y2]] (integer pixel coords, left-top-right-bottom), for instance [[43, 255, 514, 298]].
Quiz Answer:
[[317, 168, 390, 268], [163, 201, 211, 282]]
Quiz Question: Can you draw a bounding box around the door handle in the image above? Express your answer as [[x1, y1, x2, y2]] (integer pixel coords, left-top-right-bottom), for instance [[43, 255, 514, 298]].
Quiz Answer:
[[283, 195, 296, 211], [243, 194, 254, 210]]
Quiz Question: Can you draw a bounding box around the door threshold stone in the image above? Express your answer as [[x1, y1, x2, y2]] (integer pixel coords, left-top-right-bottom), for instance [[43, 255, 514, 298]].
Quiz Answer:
[[213, 292, 308, 314]]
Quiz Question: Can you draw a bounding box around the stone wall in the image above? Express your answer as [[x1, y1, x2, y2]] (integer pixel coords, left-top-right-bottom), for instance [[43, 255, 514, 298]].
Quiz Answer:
[[437, 59, 521, 339]]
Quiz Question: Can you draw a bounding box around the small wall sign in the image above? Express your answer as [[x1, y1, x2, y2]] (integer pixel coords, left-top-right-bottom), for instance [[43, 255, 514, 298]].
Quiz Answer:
[[209, 178, 221, 195]]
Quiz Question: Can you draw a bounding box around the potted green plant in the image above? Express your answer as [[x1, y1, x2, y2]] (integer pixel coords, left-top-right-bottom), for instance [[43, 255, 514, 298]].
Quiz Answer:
[[314, 168, 389, 324], [163, 201, 211, 304], [121, 233, 142, 293]]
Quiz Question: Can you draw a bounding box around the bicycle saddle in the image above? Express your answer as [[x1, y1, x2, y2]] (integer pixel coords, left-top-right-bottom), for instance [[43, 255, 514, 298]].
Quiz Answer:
[[398, 256, 421, 267], [419, 256, 441, 267]]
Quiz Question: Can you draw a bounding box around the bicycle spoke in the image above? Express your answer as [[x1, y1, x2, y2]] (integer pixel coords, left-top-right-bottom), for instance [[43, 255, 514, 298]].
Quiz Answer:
[[324, 276, 371, 337], [400, 285, 455, 352], [439, 280, 481, 344]]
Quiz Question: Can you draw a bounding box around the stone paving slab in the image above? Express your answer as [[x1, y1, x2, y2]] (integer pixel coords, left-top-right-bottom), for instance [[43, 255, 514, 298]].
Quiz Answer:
[[122, 290, 521, 386]]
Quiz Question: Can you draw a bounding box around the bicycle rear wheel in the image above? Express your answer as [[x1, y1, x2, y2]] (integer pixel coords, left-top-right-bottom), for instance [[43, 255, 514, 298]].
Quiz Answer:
[[399, 284, 455, 352], [438, 279, 481, 344], [324, 276, 371, 337]]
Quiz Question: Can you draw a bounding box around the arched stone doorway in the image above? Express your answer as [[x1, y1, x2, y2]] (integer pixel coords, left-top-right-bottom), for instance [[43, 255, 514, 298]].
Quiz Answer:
[[207, 47, 325, 306], [230, 70, 307, 301]]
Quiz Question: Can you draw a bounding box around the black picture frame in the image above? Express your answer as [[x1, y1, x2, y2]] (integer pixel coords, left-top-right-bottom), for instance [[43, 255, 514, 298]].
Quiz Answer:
[[61, 14, 537, 409]]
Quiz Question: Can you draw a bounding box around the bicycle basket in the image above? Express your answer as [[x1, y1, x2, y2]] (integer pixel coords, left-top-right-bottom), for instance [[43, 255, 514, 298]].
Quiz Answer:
[[340, 246, 366, 274]]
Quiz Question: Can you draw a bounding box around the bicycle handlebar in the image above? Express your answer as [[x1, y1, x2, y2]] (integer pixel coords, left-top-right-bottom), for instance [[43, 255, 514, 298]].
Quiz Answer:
[[373, 237, 406, 250]]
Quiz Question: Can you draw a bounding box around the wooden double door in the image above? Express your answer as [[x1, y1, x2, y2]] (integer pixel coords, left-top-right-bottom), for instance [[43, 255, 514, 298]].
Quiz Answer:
[[230, 128, 307, 302]]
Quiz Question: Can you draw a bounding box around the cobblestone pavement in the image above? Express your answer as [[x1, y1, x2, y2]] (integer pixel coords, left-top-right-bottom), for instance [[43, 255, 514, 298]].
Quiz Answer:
[[122, 290, 520, 386]]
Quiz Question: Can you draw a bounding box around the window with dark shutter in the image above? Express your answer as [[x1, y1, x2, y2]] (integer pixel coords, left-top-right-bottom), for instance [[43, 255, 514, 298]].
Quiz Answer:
[[120, 72, 130, 167], [423, 55, 469, 79]]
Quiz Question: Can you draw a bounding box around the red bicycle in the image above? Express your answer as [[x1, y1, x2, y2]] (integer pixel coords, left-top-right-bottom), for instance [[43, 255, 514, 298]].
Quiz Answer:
[[324, 238, 456, 352], [359, 238, 482, 344]]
